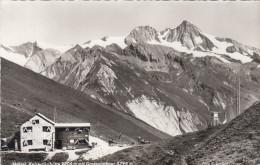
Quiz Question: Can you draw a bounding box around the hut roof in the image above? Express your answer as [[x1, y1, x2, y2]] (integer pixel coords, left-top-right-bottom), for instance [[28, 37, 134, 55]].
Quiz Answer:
[[55, 123, 90, 128]]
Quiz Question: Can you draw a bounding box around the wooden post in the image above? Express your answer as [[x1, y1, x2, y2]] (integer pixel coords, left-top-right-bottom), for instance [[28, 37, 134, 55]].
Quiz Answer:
[[15, 139, 18, 151]]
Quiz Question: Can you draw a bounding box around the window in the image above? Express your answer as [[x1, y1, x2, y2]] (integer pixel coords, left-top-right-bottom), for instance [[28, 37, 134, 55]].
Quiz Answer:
[[23, 127, 32, 133], [32, 120, 39, 124], [43, 140, 48, 145], [75, 128, 84, 134], [27, 127, 32, 132], [28, 140, 33, 145], [76, 128, 83, 134], [43, 126, 51, 132], [43, 140, 51, 146], [78, 139, 86, 144]]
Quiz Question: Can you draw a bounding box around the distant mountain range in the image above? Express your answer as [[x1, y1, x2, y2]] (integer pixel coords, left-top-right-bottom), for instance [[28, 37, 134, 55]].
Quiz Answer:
[[1, 20, 260, 137]]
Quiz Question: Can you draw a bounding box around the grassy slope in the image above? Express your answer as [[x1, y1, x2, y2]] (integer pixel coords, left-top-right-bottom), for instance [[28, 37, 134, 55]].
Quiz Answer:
[[186, 101, 260, 165], [93, 126, 222, 165], [93, 102, 260, 165], [1, 58, 171, 143]]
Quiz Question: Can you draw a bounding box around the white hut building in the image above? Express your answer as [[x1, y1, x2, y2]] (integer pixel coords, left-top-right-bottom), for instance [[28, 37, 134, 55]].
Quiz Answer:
[[20, 113, 91, 152], [20, 113, 55, 152]]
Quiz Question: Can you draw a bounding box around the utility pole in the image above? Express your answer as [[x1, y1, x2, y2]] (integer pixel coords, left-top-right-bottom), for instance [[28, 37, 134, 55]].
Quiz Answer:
[[237, 67, 241, 117]]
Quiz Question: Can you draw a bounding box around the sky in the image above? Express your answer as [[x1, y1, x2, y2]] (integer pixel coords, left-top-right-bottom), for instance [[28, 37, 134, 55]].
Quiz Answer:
[[1, 1, 260, 48]]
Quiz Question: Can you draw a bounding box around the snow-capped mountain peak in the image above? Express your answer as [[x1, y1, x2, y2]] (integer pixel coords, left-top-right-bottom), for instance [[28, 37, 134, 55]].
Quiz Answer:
[[125, 21, 214, 51], [125, 25, 160, 45], [1, 20, 260, 67], [36, 41, 74, 53], [162, 21, 214, 50], [177, 20, 201, 32], [81, 36, 127, 49], [124, 21, 260, 63]]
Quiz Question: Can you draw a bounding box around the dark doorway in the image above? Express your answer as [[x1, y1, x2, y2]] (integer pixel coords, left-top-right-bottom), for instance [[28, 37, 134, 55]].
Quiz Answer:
[[56, 140, 62, 149]]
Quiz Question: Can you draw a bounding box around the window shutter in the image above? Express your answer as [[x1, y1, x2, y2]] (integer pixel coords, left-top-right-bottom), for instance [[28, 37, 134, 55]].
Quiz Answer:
[[47, 140, 52, 146], [23, 140, 28, 146], [85, 138, 89, 143]]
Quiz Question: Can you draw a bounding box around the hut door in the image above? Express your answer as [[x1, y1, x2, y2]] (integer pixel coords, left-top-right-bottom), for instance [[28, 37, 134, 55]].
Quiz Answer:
[[56, 140, 62, 149]]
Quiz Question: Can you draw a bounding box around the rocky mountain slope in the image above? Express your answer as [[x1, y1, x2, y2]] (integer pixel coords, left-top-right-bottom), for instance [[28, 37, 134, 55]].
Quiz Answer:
[[1, 20, 260, 137], [39, 45, 210, 136]]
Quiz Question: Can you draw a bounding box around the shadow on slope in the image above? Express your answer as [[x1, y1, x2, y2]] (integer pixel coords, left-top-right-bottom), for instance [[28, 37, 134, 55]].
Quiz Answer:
[[1, 58, 171, 144]]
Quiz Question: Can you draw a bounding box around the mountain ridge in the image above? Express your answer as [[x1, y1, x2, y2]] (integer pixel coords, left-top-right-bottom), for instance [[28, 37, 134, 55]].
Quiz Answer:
[[1, 21, 260, 67]]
